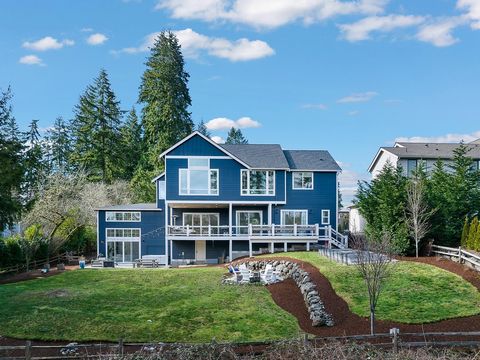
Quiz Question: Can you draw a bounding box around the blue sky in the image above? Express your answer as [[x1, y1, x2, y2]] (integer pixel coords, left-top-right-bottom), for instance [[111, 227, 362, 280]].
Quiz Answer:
[[1, 0, 480, 204]]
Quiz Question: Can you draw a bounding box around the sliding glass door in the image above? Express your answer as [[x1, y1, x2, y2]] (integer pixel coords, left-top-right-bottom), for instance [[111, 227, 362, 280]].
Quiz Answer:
[[236, 211, 262, 234], [183, 213, 220, 234]]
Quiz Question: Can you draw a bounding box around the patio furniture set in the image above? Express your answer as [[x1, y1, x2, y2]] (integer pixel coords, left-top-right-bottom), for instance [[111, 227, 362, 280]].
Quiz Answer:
[[224, 263, 283, 285]]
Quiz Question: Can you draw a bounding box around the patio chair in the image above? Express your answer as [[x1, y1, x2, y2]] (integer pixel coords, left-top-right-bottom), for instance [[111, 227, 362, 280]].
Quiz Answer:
[[260, 264, 274, 283], [238, 268, 251, 284]]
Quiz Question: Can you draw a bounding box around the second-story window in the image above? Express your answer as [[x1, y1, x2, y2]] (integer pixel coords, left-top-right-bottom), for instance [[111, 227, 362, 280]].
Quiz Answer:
[[293, 172, 313, 189], [241, 170, 275, 195], [179, 158, 219, 195]]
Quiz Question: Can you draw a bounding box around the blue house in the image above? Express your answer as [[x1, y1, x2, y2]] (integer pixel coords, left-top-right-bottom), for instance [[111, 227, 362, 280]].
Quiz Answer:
[[96, 132, 346, 265]]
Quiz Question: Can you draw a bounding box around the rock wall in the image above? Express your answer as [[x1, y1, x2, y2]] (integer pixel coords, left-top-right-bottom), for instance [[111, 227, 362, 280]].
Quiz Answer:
[[230, 259, 334, 327]]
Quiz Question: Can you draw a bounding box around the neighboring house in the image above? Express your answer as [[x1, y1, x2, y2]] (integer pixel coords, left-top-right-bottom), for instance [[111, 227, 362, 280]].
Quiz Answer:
[[96, 131, 345, 265], [368, 140, 480, 179], [348, 205, 365, 235]]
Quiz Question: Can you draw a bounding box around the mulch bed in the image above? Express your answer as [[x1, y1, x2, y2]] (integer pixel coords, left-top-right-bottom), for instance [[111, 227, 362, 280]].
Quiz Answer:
[[266, 256, 480, 337], [0, 265, 77, 285]]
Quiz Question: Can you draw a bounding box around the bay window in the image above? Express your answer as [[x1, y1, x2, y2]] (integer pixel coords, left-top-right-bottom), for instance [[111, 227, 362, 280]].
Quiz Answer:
[[241, 170, 275, 195]]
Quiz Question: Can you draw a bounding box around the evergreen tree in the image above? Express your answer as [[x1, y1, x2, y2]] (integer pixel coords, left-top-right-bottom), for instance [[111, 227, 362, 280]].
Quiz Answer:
[[0, 86, 24, 230], [133, 31, 193, 201], [355, 162, 409, 254], [46, 116, 71, 174], [475, 220, 480, 251], [70, 69, 124, 183], [225, 127, 248, 144], [120, 107, 142, 180], [196, 120, 211, 137], [23, 119, 46, 207], [461, 217, 469, 248], [467, 217, 478, 250]]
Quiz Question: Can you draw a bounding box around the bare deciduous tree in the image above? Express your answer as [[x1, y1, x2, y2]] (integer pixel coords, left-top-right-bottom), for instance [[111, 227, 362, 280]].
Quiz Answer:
[[351, 232, 397, 335], [406, 178, 435, 258], [23, 172, 132, 257]]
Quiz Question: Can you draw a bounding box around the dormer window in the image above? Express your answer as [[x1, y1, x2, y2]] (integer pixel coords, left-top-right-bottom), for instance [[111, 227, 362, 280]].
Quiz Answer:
[[179, 158, 219, 196]]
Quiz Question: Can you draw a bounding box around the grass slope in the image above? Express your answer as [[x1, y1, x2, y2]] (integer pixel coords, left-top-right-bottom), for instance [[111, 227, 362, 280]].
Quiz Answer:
[[0, 268, 299, 342], [265, 252, 480, 324]]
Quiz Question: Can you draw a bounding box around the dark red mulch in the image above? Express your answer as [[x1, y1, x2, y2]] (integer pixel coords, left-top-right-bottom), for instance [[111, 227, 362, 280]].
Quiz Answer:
[[0, 265, 77, 285]]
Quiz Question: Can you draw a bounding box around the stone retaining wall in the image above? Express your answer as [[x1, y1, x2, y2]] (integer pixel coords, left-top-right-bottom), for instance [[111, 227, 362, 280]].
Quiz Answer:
[[230, 259, 334, 327]]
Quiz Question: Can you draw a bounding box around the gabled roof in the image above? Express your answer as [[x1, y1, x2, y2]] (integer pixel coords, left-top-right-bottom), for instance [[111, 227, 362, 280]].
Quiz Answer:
[[283, 150, 341, 171], [151, 172, 165, 183], [220, 144, 290, 169], [96, 203, 162, 211]]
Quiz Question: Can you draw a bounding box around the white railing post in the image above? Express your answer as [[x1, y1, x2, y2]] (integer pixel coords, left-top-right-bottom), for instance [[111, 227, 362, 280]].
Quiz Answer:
[[328, 225, 332, 240], [186, 225, 190, 236], [208, 225, 211, 236], [294, 223, 297, 236], [248, 224, 253, 236], [315, 224, 319, 237], [272, 224, 275, 236]]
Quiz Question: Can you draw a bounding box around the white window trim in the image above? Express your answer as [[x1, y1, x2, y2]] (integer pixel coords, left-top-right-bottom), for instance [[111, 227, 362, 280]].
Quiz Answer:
[[105, 212, 141, 222], [280, 209, 308, 225], [235, 210, 263, 226], [179, 168, 219, 196], [158, 180, 166, 200], [292, 171, 314, 190], [182, 212, 220, 227], [240, 169, 275, 196], [105, 227, 142, 263], [321, 209, 331, 225]]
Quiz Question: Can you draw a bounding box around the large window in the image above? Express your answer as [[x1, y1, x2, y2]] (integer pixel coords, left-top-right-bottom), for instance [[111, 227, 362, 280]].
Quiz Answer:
[[106, 212, 141, 222], [179, 158, 219, 195], [236, 211, 262, 235], [293, 172, 313, 189], [241, 170, 275, 196], [106, 228, 141, 263], [183, 213, 220, 234], [281, 210, 308, 225]]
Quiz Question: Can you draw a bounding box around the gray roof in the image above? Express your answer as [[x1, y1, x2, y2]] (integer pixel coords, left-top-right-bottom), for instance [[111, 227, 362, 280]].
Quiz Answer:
[[220, 144, 340, 171], [283, 150, 341, 171], [220, 144, 290, 169], [96, 203, 162, 211], [384, 142, 480, 159]]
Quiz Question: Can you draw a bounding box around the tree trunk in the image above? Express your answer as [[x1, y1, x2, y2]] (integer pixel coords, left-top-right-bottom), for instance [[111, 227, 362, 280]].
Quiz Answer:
[[370, 309, 375, 335], [416, 240, 419, 258]]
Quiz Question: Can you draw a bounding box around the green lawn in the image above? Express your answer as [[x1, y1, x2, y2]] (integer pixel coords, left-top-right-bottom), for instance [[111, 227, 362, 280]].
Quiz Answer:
[[0, 268, 300, 342], [264, 252, 480, 323]]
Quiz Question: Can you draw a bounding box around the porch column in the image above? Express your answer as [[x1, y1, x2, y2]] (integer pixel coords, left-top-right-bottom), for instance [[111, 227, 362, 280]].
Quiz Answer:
[[270, 242, 274, 253], [268, 204, 272, 225], [284, 242, 288, 252], [306, 242, 310, 251], [229, 239, 233, 262], [249, 241, 253, 258], [229, 203, 233, 236], [170, 240, 173, 261]]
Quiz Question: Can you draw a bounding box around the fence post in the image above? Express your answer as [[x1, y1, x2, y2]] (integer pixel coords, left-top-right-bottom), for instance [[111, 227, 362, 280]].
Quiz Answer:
[[390, 328, 399, 353], [25, 340, 32, 360], [118, 338, 124, 356], [459, 246, 463, 264]]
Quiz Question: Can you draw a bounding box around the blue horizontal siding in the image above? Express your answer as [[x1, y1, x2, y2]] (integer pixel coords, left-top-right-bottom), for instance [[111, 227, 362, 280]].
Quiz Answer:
[[167, 134, 226, 157]]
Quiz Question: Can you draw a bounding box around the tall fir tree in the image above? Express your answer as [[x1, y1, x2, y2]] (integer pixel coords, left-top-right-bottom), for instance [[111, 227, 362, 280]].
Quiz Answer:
[[461, 217, 469, 248], [0, 86, 24, 230], [225, 127, 248, 144], [196, 120, 211, 137], [70, 69, 124, 183], [23, 119, 46, 208], [467, 217, 478, 250], [132, 31, 193, 201], [46, 116, 71, 174], [120, 107, 143, 180]]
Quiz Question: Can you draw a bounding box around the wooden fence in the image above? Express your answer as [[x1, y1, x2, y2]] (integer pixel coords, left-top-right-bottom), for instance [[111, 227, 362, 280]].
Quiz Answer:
[[0, 252, 74, 276], [1, 330, 479, 359], [431, 245, 480, 271]]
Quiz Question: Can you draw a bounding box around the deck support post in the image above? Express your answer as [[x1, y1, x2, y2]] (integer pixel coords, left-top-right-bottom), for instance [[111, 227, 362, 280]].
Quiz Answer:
[[307, 242, 310, 251], [284, 242, 288, 253], [229, 239, 233, 262], [270, 242, 274, 253], [249, 241, 253, 258]]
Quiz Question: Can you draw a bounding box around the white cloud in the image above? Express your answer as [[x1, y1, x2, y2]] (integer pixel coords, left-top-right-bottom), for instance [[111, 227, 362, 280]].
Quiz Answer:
[[396, 131, 480, 144], [339, 14, 425, 42], [337, 91, 378, 103], [338, 161, 369, 204], [23, 36, 74, 51], [348, 110, 360, 116], [416, 17, 466, 47], [117, 28, 274, 61], [156, 0, 388, 29], [301, 103, 328, 110], [211, 135, 225, 144], [19, 55, 44, 66], [81, 27, 94, 32], [457, 0, 480, 29], [87, 33, 109, 45], [205, 116, 261, 130]]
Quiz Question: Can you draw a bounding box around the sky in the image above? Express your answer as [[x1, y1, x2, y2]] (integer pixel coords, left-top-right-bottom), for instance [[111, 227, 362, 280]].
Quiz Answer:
[[1, 0, 480, 205]]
